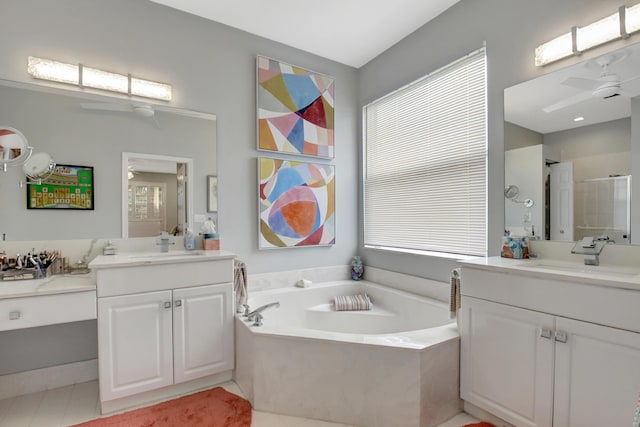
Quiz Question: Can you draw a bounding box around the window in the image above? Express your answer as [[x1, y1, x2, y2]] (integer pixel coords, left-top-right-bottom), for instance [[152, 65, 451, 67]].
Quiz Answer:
[[363, 48, 487, 256]]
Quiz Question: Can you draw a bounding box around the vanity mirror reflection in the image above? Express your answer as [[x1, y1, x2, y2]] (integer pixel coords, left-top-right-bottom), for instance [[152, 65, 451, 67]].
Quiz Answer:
[[504, 42, 640, 244], [0, 80, 217, 241]]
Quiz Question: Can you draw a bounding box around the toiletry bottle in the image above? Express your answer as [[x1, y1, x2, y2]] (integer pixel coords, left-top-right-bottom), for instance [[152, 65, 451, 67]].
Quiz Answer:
[[184, 225, 196, 250], [351, 256, 364, 281]]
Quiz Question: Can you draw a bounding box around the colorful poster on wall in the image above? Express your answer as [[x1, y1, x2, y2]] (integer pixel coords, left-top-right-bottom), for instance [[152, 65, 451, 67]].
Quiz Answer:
[[258, 157, 335, 248], [26, 164, 94, 210], [257, 56, 335, 159]]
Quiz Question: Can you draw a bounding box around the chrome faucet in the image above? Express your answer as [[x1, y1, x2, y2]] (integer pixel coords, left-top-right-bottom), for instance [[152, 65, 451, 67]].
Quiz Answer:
[[156, 231, 174, 253], [572, 236, 609, 266], [247, 302, 280, 326]]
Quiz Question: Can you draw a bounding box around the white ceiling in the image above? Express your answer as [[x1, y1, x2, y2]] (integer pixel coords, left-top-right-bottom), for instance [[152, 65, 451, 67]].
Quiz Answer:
[[149, 0, 460, 68], [505, 42, 640, 135]]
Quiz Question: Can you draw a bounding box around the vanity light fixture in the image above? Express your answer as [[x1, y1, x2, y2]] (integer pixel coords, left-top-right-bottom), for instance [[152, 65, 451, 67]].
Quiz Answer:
[[576, 12, 621, 52], [626, 3, 640, 34], [535, 2, 640, 66], [27, 56, 172, 101], [573, 116, 585, 122]]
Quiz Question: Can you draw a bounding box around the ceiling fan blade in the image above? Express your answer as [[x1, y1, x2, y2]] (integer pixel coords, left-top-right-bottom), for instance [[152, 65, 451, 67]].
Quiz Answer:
[[80, 102, 133, 112], [620, 74, 640, 85], [542, 91, 593, 113], [561, 77, 599, 90]]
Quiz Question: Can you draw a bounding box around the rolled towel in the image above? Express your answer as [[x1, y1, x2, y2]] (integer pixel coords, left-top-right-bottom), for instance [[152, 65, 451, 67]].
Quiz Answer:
[[450, 268, 461, 319], [234, 259, 248, 313], [333, 293, 372, 311]]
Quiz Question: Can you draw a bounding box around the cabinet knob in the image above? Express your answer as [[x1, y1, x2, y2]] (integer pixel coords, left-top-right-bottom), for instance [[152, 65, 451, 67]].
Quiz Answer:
[[540, 328, 552, 339], [163, 301, 171, 309], [555, 330, 568, 343], [174, 300, 182, 308], [9, 311, 21, 320]]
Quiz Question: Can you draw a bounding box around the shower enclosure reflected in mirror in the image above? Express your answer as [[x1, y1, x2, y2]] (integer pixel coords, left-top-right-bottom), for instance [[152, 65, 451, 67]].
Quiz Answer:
[[504, 41, 640, 244]]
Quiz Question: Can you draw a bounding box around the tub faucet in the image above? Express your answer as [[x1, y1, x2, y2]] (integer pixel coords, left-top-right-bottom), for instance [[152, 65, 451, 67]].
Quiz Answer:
[[247, 302, 280, 326]]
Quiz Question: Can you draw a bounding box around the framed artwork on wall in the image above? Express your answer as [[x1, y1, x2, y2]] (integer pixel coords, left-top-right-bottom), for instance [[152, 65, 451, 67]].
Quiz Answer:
[[26, 164, 94, 210], [258, 157, 335, 249], [207, 175, 218, 212], [257, 55, 335, 159]]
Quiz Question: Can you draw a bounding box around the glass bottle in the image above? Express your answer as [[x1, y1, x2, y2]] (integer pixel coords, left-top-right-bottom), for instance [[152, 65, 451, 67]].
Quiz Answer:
[[351, 256, 364, 281]]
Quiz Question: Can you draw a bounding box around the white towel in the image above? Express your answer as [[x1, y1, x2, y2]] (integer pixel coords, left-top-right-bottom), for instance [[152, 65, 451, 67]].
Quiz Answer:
[[234, 259, 248, 313], [449, 268, 461, 319]]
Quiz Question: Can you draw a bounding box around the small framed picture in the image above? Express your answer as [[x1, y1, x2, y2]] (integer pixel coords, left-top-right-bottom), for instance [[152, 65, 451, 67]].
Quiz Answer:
[[27, 164, 94, 210], [207, 175, 218, 213]]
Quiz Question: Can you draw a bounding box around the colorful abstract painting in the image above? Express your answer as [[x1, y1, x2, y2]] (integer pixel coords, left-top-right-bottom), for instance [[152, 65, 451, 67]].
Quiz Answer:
[[259, 157, 335, 248], [257, 56, 335, 159]]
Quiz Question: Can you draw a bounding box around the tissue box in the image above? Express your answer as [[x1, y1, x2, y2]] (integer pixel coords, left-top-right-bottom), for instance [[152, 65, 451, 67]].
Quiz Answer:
[[501, 236, 529, 259], [202, 233, 220, 250]]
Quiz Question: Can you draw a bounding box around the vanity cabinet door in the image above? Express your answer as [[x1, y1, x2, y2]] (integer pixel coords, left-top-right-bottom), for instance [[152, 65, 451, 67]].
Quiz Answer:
[[553, 317, 640, 427], [98, 290, 174, 401], [460, 296, 555, 427], [172, 283, 233, 384]]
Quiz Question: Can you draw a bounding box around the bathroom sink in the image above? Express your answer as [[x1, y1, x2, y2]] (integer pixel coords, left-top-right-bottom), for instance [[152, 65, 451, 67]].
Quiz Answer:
[[127, 250, 206, 259], [516, 261, 640, 278]]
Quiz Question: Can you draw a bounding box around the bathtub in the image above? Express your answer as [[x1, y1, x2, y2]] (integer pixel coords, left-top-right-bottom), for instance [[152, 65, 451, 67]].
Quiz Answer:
[[234, 280, 461, 427]]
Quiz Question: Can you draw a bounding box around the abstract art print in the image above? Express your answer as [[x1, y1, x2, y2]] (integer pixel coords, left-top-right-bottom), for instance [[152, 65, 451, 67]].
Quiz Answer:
[[259, 157, 335, 248], [257, 56, 335, 159]]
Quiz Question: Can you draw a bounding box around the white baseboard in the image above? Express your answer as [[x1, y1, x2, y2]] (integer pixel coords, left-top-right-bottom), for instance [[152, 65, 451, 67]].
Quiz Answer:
[[463, 400, 516, 427], [0, 359, 98, 400]]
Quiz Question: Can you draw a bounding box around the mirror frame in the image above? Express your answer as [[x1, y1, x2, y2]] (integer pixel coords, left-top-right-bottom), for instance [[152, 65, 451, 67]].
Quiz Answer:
[[121, 152, 194, 238]]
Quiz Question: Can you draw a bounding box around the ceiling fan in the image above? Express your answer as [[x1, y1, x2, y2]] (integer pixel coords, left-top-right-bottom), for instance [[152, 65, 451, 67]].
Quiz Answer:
[[543, 51, 640, 113]]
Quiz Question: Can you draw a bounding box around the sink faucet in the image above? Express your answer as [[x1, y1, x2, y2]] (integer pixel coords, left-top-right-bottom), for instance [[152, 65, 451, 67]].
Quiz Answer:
[[156, 232, 174, 253], [572, 236, 609, 266], [247, 302, 280, 326]]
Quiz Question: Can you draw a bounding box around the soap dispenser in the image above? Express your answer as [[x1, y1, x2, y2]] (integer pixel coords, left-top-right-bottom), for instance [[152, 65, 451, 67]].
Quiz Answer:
[[184, 224, 196, 250]]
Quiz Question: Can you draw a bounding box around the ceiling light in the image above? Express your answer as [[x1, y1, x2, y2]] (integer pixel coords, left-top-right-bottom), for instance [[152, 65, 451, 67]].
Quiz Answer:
[[27, 56, 172, 101], [576, 12, 620, 52], [573, 116, 585, 122]]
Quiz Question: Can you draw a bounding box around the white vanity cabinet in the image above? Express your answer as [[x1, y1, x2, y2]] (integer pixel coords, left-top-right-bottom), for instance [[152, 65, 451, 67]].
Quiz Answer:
[[459, 262, 640, 427], [90, 251, 235, 413]]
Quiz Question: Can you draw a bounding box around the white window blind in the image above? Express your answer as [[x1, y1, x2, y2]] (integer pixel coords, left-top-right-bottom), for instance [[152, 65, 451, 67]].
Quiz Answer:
[[364, 48, 487, 256]]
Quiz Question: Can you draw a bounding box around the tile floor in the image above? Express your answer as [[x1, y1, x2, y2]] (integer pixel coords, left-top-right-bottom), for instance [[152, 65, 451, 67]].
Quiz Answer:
[[0, 380, 479, 426]]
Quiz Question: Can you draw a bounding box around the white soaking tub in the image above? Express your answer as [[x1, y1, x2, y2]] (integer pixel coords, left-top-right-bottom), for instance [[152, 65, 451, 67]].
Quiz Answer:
[[234, 280, 461, 427]]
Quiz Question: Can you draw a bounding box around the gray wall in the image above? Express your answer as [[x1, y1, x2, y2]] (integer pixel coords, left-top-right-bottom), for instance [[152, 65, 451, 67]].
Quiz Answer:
[[545, 118, 631, 180], [0, 0, 360, 274], [504, 122, 543, 151], [358, 0, 633, 281]]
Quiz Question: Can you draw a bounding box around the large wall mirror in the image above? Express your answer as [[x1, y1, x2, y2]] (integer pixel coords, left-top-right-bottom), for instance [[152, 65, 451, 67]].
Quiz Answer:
[[0, 80, 216, 241], [504, 42, 640, 244]]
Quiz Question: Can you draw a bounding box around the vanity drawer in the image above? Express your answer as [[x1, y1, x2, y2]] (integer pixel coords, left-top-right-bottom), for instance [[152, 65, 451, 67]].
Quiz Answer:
[[460, 268, 640, 333], [0, 291, 97, 331], [96, 258, 234, 297]]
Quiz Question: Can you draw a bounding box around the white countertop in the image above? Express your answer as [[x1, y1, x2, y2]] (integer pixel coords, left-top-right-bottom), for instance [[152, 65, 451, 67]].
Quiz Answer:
[[89, 249, 236, 269], [458, 256, 640, 291], [0, 273, 96, 299]]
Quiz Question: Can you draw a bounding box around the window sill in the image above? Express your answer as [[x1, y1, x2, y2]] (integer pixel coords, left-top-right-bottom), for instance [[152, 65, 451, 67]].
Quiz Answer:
[[364, 245, 483, 261]]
